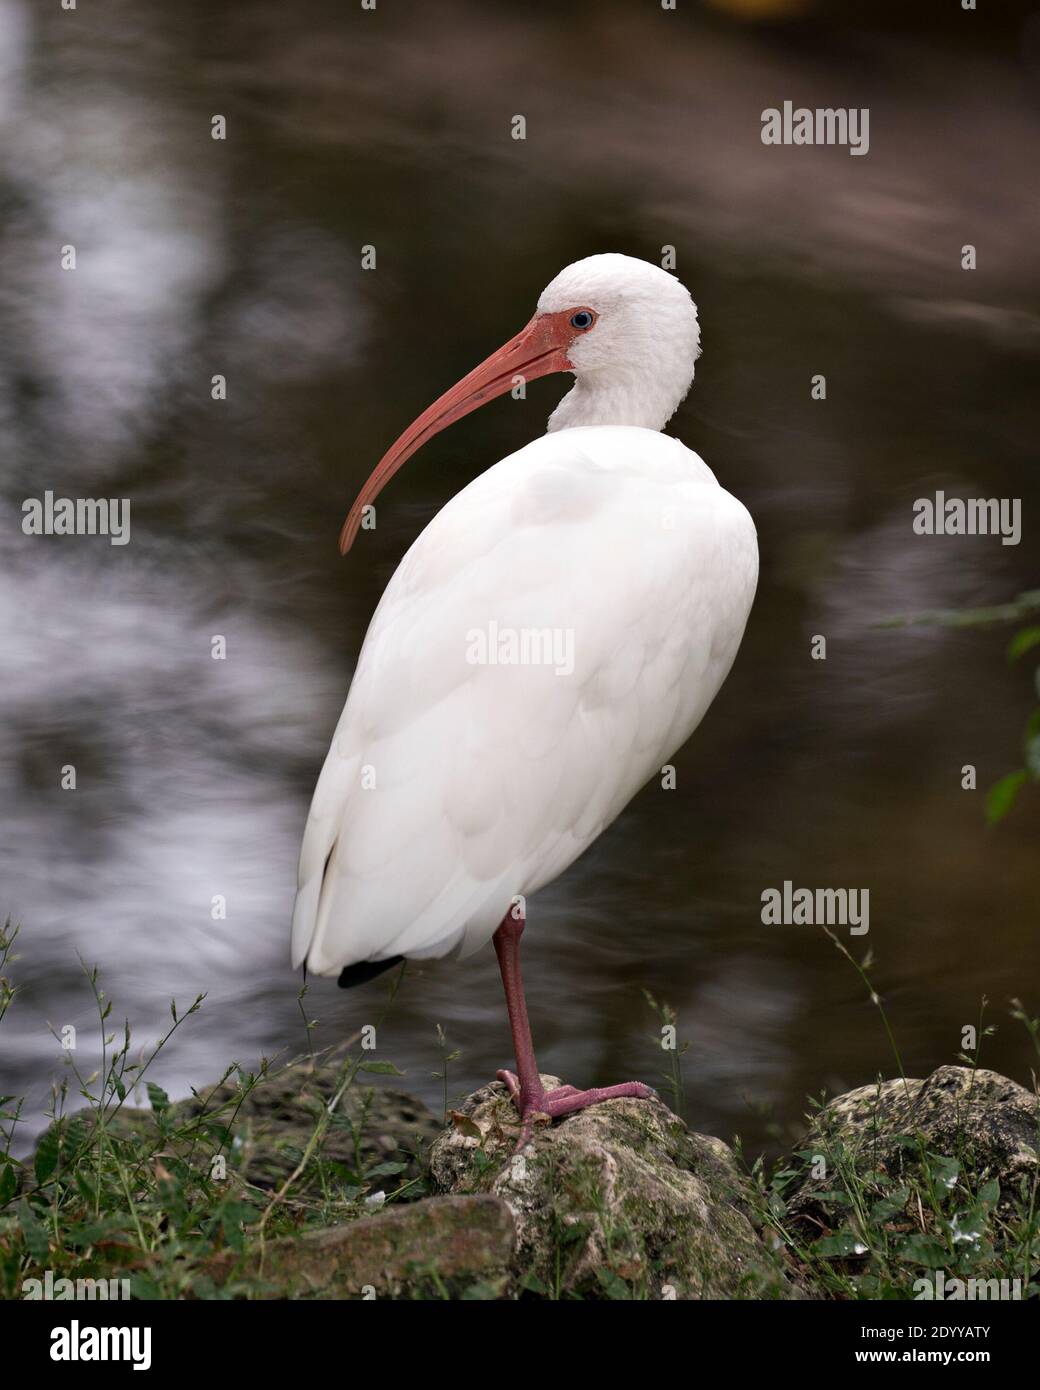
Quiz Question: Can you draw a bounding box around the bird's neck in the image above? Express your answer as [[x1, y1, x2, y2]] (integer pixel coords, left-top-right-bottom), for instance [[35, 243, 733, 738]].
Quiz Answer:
[[546, 369, 692, 434]]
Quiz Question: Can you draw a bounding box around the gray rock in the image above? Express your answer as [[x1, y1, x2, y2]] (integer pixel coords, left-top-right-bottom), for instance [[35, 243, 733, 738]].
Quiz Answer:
[[428, 1075, 802, 1300]]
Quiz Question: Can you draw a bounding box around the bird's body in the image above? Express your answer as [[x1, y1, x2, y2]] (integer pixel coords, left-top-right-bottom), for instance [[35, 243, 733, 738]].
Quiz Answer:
[[292, 253, 758, 1135], [293, 425, 756, 974]]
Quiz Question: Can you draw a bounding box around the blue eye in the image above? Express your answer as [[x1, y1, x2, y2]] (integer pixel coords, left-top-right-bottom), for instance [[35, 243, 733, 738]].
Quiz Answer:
[[570, 310, 594, 330]]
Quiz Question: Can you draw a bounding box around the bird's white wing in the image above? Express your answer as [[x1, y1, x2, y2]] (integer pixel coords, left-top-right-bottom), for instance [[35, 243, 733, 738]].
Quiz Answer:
[[292, 426, 757, 974]]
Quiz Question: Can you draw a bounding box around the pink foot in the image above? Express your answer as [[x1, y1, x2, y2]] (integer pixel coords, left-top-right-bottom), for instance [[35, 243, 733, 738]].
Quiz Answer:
[[496, 1072, 654, 1147], [539, 1081, 654, 1118]]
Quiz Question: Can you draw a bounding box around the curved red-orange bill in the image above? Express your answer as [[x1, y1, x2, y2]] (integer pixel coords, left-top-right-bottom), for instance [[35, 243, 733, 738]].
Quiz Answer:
[[339, 309, 577, 555]]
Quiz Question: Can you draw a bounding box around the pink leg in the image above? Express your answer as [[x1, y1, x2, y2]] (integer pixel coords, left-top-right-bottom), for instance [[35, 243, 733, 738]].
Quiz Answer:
[[492, 902, 653, 1144]]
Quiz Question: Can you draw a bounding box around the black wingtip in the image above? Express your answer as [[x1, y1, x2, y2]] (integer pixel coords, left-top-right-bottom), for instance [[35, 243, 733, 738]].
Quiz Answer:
[[337, 956, 404, 989]]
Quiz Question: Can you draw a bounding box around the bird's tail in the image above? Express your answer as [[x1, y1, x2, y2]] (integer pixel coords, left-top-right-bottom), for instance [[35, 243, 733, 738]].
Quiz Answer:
[[337, 956, 404, 989]]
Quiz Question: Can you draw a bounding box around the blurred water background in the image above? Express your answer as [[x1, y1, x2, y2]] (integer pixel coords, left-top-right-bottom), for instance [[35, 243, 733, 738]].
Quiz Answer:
[[1, 0, 1038, 1154]]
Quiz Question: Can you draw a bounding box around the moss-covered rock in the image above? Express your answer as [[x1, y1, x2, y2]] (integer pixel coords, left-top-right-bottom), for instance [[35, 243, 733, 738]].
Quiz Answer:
[[33, 1052, 441, 1200], [211, 1194, 516, 1299], [428, 1075, 803, 1300], [785, 1064, 1040, 1234], [173, 1056, 440, 1195]]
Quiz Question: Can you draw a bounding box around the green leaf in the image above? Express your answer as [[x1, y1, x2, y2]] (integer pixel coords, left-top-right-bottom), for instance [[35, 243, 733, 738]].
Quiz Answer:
[[986, 770, 1027, 825], [811, 1231, 868, 1258], [326, 1160, 361, 1184], [17, 1199, 50, 1263], [950, 1206, 987, 1245], [870, 1188, 909, 1223], [73, 1169, 96, 1206], [66, 1217, 134, 1247], [897, 1233, 948, 1267], [364, 1161, 407, 1179], [61, 1113, 94, 1162], [220, 1202, 252, 1253], [594, 1267, 632, 1298], [978, 1179, 1000, 1208], [33, 1128, 60, 1184], [460, 1277, 509, 1300], [890, 1134, 920, 1151], [0, 1163, 17, 1204], [519, 1271, 549, 1295], [357, 1059, 404, 1075], [146, 1082, 170, 1114], [1007, 626, 1040, 662], [929, 1154, 960, 1192]]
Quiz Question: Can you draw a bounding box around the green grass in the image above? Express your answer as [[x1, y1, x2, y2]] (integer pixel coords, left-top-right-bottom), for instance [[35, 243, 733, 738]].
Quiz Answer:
[[0, 919, 430, 1299]]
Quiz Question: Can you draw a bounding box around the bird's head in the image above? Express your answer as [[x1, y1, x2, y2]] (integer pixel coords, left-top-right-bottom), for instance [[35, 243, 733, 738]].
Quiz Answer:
[[339, 253, 701, 555]]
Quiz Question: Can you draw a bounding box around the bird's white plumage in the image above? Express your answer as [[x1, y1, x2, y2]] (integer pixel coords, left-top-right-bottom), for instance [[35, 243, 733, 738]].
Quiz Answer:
[[293, 424, 757, 975]]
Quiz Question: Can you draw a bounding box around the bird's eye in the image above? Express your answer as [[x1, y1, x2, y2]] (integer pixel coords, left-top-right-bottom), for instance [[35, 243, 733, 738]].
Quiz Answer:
[[570, 309, 595, 330]]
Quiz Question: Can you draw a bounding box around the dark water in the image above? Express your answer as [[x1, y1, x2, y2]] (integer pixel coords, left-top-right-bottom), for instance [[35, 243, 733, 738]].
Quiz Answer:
[[2, 0, 1038, 1156]]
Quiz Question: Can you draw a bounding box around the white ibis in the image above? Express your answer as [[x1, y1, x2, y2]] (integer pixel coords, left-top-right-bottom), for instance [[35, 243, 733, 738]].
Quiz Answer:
[[292, 254, 758, 1139]]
